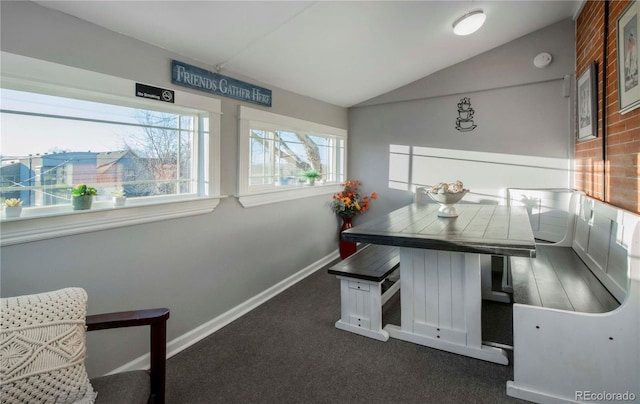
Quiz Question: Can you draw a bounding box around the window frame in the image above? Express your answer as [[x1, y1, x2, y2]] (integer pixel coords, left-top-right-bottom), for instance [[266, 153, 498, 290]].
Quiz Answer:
[[0, 52, 222, 246], [237, 106, 346, 208]]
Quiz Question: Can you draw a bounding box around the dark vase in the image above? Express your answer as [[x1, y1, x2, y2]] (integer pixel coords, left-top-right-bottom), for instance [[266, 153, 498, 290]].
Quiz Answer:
[[339, 216, 357, 259]]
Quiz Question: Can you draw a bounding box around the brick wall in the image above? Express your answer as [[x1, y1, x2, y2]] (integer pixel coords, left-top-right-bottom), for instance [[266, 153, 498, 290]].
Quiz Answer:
[[576, 0, 640, 213]]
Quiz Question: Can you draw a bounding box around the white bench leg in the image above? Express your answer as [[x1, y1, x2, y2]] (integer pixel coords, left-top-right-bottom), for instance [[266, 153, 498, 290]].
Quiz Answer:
[[481, 255, 512, 303], [334, 276, 391, 341], [501, 256, 513, 294], [381, 271, 401, 305]]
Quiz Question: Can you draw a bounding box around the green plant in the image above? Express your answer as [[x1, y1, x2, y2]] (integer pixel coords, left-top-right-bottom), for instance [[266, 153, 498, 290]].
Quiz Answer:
[[4, 198, 22, 207], [71, 184, 98, 197], [302, 169, 322, 180]]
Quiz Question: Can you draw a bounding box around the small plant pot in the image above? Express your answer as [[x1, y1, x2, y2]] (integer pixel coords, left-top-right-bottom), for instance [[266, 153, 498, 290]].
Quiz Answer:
[[72, 195, 93, 210], [5, 206, 22, 218], [113, 197, 127, 207]]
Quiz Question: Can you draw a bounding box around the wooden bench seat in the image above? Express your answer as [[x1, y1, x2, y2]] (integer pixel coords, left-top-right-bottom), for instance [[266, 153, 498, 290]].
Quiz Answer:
[[510, 244, 619, 313], [328, 244, 400, 341]]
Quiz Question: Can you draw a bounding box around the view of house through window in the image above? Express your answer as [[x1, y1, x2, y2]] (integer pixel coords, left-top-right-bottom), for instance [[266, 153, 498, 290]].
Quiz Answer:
[[0, 88, 209, 211]]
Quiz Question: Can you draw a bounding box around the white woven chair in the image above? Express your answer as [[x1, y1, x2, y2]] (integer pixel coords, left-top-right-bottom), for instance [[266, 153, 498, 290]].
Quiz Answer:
[[1, 288, 169, 404]]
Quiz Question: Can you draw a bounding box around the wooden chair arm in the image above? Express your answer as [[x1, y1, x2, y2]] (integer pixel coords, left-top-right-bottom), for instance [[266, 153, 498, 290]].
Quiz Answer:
[[86, 308, 170, 404], [86, 308, 169, 331]]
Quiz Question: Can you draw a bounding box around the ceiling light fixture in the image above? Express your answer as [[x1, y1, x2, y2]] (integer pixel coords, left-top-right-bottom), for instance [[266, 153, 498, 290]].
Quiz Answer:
[[452, 9, 486, 36]]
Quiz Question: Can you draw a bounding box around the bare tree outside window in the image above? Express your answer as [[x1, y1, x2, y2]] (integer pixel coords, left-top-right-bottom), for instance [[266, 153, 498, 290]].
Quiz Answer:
[[122, 110, 194, 196], [249, 128, 324, 187], [273, 132, 322, 172]]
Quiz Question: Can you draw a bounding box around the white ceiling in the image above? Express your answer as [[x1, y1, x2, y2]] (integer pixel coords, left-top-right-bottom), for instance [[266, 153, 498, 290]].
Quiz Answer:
[[34, 1, 582, 107]]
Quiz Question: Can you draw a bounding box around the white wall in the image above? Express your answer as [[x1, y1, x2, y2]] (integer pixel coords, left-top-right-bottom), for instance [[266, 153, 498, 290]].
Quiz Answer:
[[349, 19, 576, 219], [0, 1, 348, 377]]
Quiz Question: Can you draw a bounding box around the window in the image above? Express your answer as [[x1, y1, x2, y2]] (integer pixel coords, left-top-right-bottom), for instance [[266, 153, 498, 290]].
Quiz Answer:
[[0, 52, 221, 245], [238, 106, 346, 207], [1, 89, 208, 208]]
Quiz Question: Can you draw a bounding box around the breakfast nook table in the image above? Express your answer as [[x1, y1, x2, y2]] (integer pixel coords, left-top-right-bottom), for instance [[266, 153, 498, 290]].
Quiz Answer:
[[341, 202, 536, 365]]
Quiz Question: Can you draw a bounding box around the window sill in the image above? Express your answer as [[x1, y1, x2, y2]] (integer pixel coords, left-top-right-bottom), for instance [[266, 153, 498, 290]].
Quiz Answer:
[[237, 184, 342, 208], [1, 197, 221, 246]]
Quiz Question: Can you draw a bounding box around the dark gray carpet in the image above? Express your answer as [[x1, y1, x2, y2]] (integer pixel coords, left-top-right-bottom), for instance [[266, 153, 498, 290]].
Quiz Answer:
[[166, 263, 525, 403]]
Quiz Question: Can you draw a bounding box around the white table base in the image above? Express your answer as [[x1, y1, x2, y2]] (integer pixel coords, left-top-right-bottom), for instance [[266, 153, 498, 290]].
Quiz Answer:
[[384, 248, 509, 365]]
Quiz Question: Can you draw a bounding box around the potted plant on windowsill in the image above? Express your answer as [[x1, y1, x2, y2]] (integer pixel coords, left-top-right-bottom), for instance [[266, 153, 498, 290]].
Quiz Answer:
[[4, 198, 23, 218], [71, 184, 98, 210], [112, 189, 127, 207], [302, 169, 322, 186]]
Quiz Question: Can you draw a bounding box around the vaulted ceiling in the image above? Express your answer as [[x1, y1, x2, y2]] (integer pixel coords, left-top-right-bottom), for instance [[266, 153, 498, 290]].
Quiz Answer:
[[34, 1, 582, 107]]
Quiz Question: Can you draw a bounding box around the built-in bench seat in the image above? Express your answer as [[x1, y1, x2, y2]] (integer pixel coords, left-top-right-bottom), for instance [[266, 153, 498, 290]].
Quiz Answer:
[[499, 188, 577, 299], [506, 191, 640, 403], [328, 244, 400, 341], [510, 244, 619, 313]]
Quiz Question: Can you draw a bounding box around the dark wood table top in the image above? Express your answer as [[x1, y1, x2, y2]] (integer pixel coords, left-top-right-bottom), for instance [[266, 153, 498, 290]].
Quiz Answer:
[[342, 203, 536, 257]]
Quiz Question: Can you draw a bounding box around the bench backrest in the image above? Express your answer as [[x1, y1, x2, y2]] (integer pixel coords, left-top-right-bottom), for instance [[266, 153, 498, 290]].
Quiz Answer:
[[571, 194, 640, 303], [507, 188, 574, 243]]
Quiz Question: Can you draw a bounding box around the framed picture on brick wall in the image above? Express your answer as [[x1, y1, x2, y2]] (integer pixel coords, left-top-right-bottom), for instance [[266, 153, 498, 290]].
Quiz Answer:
[[578, 62, 597, 141], [617, 0, 640, 114]]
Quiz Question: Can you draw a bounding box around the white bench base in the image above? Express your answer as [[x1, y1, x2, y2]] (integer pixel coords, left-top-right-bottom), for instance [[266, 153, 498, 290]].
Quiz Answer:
[[335, 274, 400, 341], [506, 290, 639, 403]]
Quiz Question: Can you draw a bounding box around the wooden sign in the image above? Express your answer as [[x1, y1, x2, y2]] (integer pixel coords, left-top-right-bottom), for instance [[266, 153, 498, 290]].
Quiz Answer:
[[171, 60, 272, 107]]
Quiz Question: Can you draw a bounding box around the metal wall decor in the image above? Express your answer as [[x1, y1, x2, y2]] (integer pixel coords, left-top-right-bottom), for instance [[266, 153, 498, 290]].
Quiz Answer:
[[455, 97, 477, 132]]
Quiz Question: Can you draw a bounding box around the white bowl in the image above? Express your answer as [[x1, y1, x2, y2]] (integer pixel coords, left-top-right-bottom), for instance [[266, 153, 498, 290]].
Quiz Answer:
[[427, 190, 468, 205], [427, 190, 468, 217]]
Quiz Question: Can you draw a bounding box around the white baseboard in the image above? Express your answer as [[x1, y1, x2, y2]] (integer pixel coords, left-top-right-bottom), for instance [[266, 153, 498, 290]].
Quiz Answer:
[[106, 249, 340, 375]]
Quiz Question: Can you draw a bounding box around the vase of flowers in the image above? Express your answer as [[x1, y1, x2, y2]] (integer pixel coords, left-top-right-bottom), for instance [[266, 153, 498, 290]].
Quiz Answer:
[[71, 184, 98, 210], [4, 198, 23, 218], [331, 180, 377, 259]]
